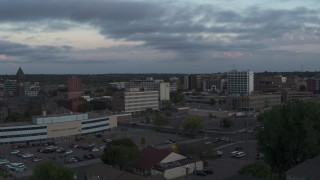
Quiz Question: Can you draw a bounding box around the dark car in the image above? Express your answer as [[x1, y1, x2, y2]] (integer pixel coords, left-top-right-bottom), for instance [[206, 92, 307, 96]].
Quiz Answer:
[[203, 169, 213, 175], [74, 156, 83, 161], [194, 170, 207, 176]]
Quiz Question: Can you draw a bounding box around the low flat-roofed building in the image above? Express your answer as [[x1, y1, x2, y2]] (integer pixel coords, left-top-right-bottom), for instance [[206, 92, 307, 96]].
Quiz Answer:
[[227, 93, 281, 111], [286, 154, 320, 180], [0, 112, 118, 144], [86, 163, 165, 180], [135, 147, 203, 179]]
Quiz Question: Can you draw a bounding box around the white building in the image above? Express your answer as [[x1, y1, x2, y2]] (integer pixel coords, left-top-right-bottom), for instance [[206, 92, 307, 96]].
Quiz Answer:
[[227, 70, 254, 95], [0, 112, 118, 143], [160, 82, 170, 101], [124, 91, 159, 113]]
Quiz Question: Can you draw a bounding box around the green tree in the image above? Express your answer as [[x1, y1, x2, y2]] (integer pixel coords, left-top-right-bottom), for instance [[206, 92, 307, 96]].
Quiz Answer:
[[29, 161, 75, 180], [239, 161, 274, 179], [77, 101, 92, 113], [140, 137, 146, 145], [221, 118, 233, 128], [153, 113, 169, 126], [170, 91, 185, 104], [162, 100, 173, 110], [183, 116, 204, 136], [101, 138, 140, 170], [209, 98, 216, 106], [258, 101, 320, 176], [299, 85, 306, 92], [146, 108, 154, 113]]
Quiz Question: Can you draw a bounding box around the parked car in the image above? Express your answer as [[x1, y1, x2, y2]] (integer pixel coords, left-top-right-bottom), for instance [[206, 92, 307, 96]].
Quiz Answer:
[[204, 141, 213, 145], [65, 150, 73, 155], [203, 169, 213, 175], [230, 151, 239, 157], [91, 148, 99, 152], [33, 157, 42, 162], [11, 150, 20, 155], [0, 159, 9, 165], [236, 152, 246, 158], [216, 151, 223, 157], [21, 153, 33, 158], [74, 156, 83, 162], [100, 145, 106, 150], [103, 139, 112, 143], [194, 170, 207, 176]]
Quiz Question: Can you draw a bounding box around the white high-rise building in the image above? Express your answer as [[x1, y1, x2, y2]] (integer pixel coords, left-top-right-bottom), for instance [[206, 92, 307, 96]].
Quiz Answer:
[[160, 82, 170, 101], [227, 70, 254, 95]]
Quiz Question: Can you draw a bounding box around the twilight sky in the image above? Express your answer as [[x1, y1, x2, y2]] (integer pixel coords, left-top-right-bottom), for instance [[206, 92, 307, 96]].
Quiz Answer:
[[0, 0, 320, 74]]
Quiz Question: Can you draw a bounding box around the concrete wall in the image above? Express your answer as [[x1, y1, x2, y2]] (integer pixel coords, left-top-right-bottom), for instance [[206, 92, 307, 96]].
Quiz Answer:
[[47, 120, 82, 138], [109, 115, 117, 129], [152, 161, 203, 180]]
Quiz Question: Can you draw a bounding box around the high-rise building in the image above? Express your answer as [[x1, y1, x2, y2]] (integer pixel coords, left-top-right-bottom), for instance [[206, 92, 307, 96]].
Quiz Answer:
[[66, 76, 82, 99], [112, 91, 159, 113], [227, 70, 254, 95], [160, 82, 170, 101], [67, 76, 81, 92], [16, 67, 25, 96]]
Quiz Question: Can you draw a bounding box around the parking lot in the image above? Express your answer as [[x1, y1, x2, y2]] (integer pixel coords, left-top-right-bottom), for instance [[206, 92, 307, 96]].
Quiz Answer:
[[0, 128, 192, 178]]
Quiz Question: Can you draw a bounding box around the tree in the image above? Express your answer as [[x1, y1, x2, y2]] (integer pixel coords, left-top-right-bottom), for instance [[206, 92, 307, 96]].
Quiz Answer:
[[221, 118, 233, 128], [153, 113, 169, 126], [299, 85, 306, 92], [209, 98, 216, 106], [140, 137, 146, 145], [101, 138, 140, 170], [258, 101, 320, 176], [77, 101, 92, 113], [29, 161, 75, 180], [170, 91, 185, 104], [183, 116, 204, 136], [176, 143, 212, 159], [239, 161, 274, 179]]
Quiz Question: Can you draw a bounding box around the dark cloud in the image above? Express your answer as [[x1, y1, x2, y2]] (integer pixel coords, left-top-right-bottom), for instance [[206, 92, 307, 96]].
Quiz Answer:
[[0, 0, 320, 64], [0, 40, 72, 62]]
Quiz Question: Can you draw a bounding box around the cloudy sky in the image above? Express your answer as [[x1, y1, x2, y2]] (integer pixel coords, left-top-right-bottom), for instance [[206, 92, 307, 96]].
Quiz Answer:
[[0, 0, 320, 74]]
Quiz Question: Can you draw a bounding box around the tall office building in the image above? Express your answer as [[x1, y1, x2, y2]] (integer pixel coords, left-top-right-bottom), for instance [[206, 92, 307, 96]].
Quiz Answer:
[[227, 70, 254, 95], [66, 76, 82, 99], [16, 67, 25, 96]]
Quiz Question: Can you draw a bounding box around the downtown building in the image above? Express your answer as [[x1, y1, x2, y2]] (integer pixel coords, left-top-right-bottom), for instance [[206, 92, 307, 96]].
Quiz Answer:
[[112, 89, 159, 113], [227, 70, 254, 95], [0, 112, 118, 144]]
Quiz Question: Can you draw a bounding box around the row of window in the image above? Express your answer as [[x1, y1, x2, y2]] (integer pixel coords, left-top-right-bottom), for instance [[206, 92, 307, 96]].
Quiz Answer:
[[82, 118, 108, 124], [0, 132, 47, 139], [0, 126, 46, 132], [82, 124, 109, 130]]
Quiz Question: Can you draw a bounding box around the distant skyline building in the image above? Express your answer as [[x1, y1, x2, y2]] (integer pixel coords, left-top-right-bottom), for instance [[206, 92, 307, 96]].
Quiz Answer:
[[16, 67, 25, 96], [66, 76, 82, 99], [112, 90, 159, 113], [227, 70, 254, 95]]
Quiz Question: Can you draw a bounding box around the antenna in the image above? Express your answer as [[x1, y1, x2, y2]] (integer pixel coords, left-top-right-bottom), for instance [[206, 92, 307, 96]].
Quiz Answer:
[[233, 64, 236, 70], [301, 64, 304, 72]]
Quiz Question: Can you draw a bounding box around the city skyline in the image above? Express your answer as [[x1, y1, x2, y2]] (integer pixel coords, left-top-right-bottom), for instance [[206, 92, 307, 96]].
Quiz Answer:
[[0, 0, 320, 74]]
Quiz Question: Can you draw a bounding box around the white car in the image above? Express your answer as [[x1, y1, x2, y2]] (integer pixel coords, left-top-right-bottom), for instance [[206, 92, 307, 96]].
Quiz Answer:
[[22, 153, 33, 158], [33, 157, 42, 162], [99, 145, 106, 150], [91, 148, 99, 152], [65, 150, 73, 154], [205, 141, 213, 145], [236, 151, 246, 158], [216, 151, 223, 156], [10, 150, 20, 155], [0, 159, 9, 165]]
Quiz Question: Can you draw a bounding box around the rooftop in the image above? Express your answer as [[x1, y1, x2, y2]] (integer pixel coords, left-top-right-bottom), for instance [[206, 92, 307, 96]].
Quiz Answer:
[[285, 154, 320, 179]]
